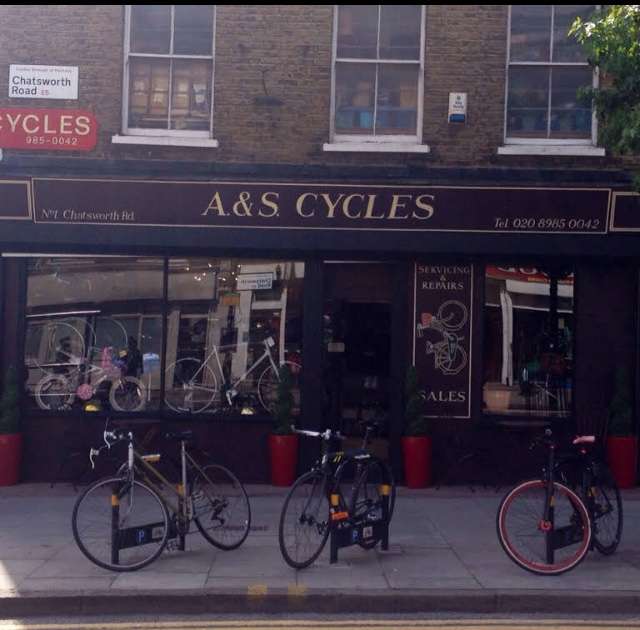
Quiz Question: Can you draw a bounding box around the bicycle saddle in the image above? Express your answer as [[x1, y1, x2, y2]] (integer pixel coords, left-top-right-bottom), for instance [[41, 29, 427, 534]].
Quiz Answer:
[[164, 430, 195, 442], [573, 435, 595, 445]]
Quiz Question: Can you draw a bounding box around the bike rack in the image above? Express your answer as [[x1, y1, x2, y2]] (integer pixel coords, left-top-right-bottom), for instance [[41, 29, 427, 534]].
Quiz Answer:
[[328, 484, 391, 564]]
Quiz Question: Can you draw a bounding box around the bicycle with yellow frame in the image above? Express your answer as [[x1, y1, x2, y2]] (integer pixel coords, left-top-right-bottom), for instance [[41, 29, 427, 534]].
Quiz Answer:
[[71, 425, 251, 571]]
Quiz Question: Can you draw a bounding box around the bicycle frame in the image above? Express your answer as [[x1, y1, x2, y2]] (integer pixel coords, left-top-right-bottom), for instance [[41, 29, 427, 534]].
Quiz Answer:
[[119, 438, 220, 536], [185, 337, 280, 399]]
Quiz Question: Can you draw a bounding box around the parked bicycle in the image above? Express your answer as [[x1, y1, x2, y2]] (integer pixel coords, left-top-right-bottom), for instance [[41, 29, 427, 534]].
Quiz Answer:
[[165, 335, 301, 414], [278, 425, 395, 569], [71, 424, 251, 571], [554, 435, 622, 555], [496, 428, 621, 575]]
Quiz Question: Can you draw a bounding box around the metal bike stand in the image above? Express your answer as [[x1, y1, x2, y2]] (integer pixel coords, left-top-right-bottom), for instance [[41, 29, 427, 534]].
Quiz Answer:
[[329, 484, 391, 564]]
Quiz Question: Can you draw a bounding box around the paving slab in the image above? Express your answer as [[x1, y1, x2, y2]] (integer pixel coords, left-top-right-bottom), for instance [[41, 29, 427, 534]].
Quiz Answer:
[[1, 483, 640, 616]]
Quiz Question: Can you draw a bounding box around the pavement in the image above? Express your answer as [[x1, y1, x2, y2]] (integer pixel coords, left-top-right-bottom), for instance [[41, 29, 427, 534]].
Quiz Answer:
[[2, 482, 640, 618]]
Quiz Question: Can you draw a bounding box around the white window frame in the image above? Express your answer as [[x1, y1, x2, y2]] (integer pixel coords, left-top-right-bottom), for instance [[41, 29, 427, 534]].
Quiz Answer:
[[114, 5, 218, 147], [324, 5, 428, 152], [500, 5, 602, 155]]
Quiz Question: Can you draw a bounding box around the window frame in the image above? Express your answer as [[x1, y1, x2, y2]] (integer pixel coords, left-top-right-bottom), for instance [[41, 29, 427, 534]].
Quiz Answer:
[[121, 5, 217, 140], [328, 4, 427, 147], [503, 4, 599, 147], [481, 261, 576, 420]]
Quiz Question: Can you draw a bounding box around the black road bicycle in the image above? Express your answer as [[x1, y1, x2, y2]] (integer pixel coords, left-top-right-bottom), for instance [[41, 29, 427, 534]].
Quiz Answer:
[[278, 425, 396, 569], [497, 428, 622, 575], [71, 425, 251, 571], [554, 435, 623, 555]]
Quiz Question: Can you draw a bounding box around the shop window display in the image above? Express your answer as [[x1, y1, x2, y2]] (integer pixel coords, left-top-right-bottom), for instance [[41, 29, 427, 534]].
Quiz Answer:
[[23, 256, 304, 418], [24, 257, 164, 413], [483, 265, 574, 417]]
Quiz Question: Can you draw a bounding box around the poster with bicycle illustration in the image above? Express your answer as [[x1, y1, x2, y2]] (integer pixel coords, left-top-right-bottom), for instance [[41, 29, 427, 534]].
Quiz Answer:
[[413, 264, 473, 418]]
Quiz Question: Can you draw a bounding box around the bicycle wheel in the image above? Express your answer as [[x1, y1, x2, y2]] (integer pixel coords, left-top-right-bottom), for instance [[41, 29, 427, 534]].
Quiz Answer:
[[349, 457, 396, 550], [165, 358, 218, 413], [497, 479, 591, 575], [32, 319, 87, 376], [437, 344, 468, 375], [436, 300, 468, 331], [590, 465, 623, 555], [191, 464, 251, 550], [34, 374, 75, 410], [72, 476, 170, 572], [109, 376, 146, 412], [278, 469, 330, 569], [257, 361, 301, 414]]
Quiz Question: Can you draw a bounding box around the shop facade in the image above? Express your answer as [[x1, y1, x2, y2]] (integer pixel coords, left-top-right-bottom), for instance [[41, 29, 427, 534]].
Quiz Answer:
[[0, 5, 639, 484]]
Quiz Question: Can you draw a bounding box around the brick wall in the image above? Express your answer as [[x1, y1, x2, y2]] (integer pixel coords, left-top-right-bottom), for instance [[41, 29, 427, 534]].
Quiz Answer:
[[0, 4, 631, 173]]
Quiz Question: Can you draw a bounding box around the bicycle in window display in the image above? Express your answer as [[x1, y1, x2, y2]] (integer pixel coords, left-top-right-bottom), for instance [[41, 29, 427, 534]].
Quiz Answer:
[[164, 335, 302, 414], [34, 344, 147, 412], [29, 318, 146, 412]]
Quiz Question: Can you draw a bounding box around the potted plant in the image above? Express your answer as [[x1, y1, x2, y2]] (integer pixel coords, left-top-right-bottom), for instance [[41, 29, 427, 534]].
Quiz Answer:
[[401, 366, 432, 488], [268, 364, 299, 486], [606, 367, 637, 489], [0, 367, 23, 486]]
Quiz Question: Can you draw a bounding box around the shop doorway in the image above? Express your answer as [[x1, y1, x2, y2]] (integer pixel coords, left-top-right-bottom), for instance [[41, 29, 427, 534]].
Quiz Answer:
[[322, 262, 393, 443]]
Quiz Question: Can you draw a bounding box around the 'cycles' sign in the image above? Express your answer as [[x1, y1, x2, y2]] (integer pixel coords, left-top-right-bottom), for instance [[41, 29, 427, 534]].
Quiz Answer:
[[0, 109, 98, 151]]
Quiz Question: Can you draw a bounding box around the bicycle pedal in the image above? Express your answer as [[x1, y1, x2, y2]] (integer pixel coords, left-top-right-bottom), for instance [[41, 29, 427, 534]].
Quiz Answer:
[[165, 538, 180, 552]]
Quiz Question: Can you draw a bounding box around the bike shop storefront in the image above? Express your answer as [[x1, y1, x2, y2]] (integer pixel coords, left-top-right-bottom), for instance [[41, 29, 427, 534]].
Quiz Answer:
[[0, 176, 639, 484]]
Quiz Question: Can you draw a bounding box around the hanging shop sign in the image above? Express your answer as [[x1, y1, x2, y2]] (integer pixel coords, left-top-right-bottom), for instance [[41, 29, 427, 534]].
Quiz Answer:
[[609, 192, 640, 232], [30, 178, 611, 234], [9, 65, 79, 100], [0, 109, 98, 151], [413, 264, 473, 419], [236, 273, 273, 291], [0, 180, 32, 220]]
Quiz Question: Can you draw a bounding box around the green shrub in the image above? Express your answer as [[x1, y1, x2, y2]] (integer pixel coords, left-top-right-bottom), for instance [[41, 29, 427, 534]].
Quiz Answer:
[[0, 367, 21, 435], [608, 367, 635, 437], [404, 366, 429, 436], [272, 364, 295, 435]]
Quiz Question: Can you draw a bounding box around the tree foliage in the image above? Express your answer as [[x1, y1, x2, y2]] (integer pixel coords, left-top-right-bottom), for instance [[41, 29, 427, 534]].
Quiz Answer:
[[570, 5, 640, 171], [404, 366, 429, 436]]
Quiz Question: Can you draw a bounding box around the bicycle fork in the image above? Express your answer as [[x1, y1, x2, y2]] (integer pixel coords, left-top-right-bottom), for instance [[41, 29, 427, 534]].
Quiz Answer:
[[177, 440, 189, 551]]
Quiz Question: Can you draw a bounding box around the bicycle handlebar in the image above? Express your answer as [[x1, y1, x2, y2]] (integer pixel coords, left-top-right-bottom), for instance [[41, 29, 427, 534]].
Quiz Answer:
[[89, 429, 133, 470], [291, 426, 345, 441]]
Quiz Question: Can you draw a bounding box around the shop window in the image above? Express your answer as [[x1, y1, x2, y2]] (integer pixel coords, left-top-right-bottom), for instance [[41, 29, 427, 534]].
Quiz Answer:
[[505, 5, 596, 144], [330, 5, 425, 145], [24, 257, 164, 414], [166, 258, 303, 416], [483, 265, 574, 417], [124, 5, 215, 135], [23, 256, 304, 419]]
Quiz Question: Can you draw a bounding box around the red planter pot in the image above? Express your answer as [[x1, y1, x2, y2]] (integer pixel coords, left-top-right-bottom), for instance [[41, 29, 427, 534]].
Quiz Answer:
[[0, 433, 22, 486], [606, 436, 638, 489], [269, 433, 299, 486], [402, 435, 432, 489]]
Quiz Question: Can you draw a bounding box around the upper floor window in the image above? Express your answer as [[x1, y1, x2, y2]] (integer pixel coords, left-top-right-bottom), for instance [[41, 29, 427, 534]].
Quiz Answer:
[[123, 5, 215, 137], [505, 5, 596, 144], [330, 5, 425, 145]]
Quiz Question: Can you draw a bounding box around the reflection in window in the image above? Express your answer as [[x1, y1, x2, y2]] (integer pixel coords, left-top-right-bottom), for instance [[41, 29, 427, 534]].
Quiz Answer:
[[506, 5, 595, 140], [25, 257, 164, 413], [333, 5, 424, 138], [24, 257, 305, 419], [165, 258, 304, 417], [126, 5, 214, 133], [483, 265, 574, 417]]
